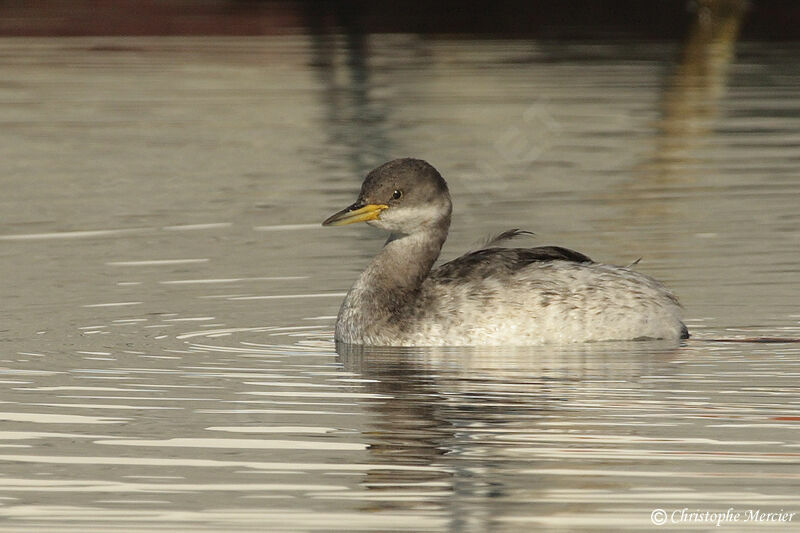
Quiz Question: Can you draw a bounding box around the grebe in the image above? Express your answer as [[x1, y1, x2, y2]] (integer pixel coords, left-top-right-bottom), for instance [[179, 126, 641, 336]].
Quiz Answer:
[[323, 158, 688, 346]]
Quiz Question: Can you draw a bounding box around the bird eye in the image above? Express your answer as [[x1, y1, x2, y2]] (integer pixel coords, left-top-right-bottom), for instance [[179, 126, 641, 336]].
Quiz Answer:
[[392, 189, 403, 200]]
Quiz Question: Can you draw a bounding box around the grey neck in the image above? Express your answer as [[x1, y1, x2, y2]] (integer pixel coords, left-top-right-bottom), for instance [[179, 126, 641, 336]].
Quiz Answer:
[[376, 225, 448, 296], [338, 221, 449, 336]]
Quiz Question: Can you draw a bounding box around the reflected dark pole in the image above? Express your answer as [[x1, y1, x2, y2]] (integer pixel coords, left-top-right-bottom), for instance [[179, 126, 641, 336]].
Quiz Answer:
[[653, 0, 748, 177], [301, 1, 392, 178], [597, 0, 747, 258]]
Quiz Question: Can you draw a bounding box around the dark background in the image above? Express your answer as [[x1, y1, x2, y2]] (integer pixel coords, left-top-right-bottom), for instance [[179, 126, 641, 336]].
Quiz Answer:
[[0, 0, 798, 40]]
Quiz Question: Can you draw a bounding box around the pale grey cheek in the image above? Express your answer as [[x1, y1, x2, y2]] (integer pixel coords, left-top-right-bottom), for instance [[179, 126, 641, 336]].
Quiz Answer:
[[377, 207, 440, 233], [368, 213, 403, 233], [367, 219, 392, 231]]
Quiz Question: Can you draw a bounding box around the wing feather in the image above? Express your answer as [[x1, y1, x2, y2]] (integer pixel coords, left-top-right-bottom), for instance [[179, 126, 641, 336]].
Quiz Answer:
[[432, 244, 593, 281]]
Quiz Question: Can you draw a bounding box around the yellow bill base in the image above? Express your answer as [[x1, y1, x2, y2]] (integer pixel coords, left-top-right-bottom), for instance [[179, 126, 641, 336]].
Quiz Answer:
[[322, 203, 388, 226]]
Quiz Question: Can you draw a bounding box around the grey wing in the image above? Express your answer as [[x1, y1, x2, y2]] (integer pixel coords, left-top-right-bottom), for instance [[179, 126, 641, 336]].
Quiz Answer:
[[431, 246, 594, 281]]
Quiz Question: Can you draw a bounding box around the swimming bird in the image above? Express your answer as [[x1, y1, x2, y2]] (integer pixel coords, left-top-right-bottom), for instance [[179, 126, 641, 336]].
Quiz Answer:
[[323, 158, 688, 346]]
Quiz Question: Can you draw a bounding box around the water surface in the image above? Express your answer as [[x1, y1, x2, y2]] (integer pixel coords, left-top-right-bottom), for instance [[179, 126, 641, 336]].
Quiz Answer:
[[1, 34, 799, 531]]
